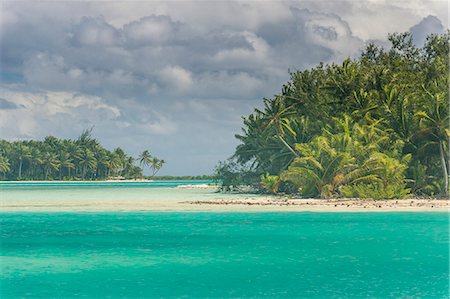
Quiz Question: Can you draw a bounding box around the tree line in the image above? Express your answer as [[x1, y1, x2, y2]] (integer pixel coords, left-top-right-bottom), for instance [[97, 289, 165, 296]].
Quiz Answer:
[[0, 129, 165, 180], [215, 32, 449, 198]]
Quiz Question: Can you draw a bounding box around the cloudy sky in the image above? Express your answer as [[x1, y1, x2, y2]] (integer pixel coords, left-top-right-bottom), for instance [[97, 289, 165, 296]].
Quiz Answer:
[[0, 1, 447, 175]]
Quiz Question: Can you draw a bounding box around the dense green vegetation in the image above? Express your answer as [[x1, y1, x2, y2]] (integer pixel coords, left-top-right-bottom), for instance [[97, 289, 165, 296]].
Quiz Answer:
[[0, 129, 164, 181], [215, 32, 449, 198]]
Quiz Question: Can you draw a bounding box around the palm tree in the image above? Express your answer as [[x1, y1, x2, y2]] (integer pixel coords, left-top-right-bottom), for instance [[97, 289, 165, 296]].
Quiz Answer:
[[78, 149, 96, 179], [282, 136, 357, 198], [66, 142, 81, 178], [29, 147, 43, 179], [150, 158, 165, 177], [122, 156, 136, 178], [43, 152, 60, 180], [282, 118, 410, 198], [138, 150, 152, 175], [414, 82, 449, 194], [106, 153, 121, 177], [256, 96, 299, 157], [95, 149, 110, 178], [113, 148, 127, 175], [0, 155, 10, 179], [58, 151, 74, 180], [15, 144, 31, 179]]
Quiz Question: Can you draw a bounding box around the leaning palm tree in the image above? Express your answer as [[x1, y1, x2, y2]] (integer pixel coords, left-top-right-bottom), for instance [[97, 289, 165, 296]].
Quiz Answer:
[[256, 96, 299, 157], [138, 150, 152, 175], [150, 158, 165, 177]]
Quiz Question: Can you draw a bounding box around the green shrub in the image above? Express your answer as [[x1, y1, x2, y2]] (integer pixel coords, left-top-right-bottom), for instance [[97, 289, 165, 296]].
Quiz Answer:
[[260, 174, 280, 194], [340, 183, 410, 199]]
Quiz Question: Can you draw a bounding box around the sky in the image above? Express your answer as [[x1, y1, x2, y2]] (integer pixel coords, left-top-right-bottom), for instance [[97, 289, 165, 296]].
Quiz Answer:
[[0, 1, 447, 175]]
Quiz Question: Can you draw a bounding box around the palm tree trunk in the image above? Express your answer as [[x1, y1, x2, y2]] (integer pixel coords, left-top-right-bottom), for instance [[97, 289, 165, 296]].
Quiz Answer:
[[439, 141, 448, 195], [277, 133, 299, 157], [18, 159, 23, 179]]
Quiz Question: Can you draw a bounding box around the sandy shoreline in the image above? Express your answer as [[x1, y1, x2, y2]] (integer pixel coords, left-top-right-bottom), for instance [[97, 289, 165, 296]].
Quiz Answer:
[[183, 197, 449, 212], [1, 197, 448, 212]]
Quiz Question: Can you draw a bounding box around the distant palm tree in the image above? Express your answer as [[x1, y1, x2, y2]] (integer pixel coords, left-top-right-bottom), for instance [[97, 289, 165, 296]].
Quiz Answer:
[[79, 149, 96, 179], [150, 158, 165, 177], [15, 144, 31, 179], [30, 148, 43, 178], [43, 152, 60, 180], [0, 155, 10, 179], [122, 156, 136, 178], [66, 142, 82, 177], [58, 151, 74, 180], [106, 153, 122, 177], [138, 150, 152, 175]]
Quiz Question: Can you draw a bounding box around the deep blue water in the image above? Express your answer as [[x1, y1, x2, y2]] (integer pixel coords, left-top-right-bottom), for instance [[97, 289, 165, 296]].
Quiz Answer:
[[1, 212, 449, 298]]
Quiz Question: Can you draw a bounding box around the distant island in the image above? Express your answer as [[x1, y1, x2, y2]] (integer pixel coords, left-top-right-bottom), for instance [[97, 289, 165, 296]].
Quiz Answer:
[[214, 32, 449, 199], [0, 128, 169, 181]]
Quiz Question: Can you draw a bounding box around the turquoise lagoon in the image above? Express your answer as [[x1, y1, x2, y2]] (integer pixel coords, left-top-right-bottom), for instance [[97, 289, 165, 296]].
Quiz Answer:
[[1, 182, 449, 298]]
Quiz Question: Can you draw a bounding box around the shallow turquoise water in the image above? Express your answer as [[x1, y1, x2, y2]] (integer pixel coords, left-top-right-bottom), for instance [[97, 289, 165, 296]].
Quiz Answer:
[[0, 180, 213, 189], [1, 212, 449, 298]]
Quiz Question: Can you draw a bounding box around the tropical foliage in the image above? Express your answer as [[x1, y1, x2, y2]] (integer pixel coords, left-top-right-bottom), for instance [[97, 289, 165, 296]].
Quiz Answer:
[[216, 32, 449, 198], [0, 129, 164, 180]]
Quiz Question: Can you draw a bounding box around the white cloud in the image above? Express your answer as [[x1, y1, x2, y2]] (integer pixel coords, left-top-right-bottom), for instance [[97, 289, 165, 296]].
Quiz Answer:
[[0, 87, 120, 139], [159, 65, 193, 94], [143, 113, 178, 135], [123, 15, 180, 47], [72, 16, 121, 47], [212, 31, 272, 68], [291, 8, 363, 61]]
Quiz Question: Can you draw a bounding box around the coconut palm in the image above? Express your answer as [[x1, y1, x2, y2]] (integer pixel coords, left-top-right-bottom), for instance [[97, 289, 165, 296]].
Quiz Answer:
[[138, 150, 152, 174], [256, 96, 299, 157], [14, 144, 31, 179], [43, 152, 60, 180], [65, 142, 81, 178], [149, 158, 165, 176], [414, 81, 449, 194], [78, 149, 96, 179], [58, 151, 74, 180], [106, 153, 122, 177], [0, 155, 10, 179]]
